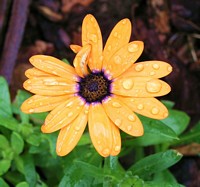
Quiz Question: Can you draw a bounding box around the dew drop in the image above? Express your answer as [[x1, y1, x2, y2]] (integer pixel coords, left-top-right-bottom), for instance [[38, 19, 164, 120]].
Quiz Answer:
[[122, 19, 127, 24], [112, 102, 121, 108], [29, 109, 34, 113], [137, 104, 144, 110], [107, 45, 112, 51], [146, 80, 162, 93], [114, 146, 120, 152], [135, 64, 144, 72], [127, 125, 132, 131], [88, 33, 97, 43], [68, 112, 73, 117], [114, 32, 118, 37], [117, 34, 121, 39], [97, 140, 101, 145], [128, 114, 135, 121], [152, 63, 159, 69], [122, 79, 134, 90], [84, 110, 89, 114], [27, 99, 33, 104], [66, 101, 73, 107], [27, 80, 31, 84], [52, 71, 58, 75], [114, 55, 121, 64], [103, 148, 110, 155], [167, 66, 172, 72], [151, 107, 159, 115], [128, 43, 138, 52], [150, 71, 155, 76], [163, 112, 168, 118], [75, 126, 80, 131], [115, 119, 122, 126]]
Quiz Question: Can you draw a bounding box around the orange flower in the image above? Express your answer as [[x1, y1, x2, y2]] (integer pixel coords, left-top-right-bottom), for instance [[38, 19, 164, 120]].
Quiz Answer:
[[21, 14, 172, 157]]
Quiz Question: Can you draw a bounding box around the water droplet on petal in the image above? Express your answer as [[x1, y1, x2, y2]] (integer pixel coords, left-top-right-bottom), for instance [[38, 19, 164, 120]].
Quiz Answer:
[[117, 34, 121, 39], [128, 114, 135, 121], [128, 43, 138, 52], [29, 109, 34, 113], [122, 19, 127, 24], [152, 64, 159, 69], [68, 112, 73, 117], [146, 80, 162, 93], [167, 66, 172, 72], [27, 99, 33, 104], [151, 107, 159, 114], [127, 125, 132, 131], [87, 33, 97, 43], [115, 119, 122, 126], [114, 32, 118, 37], [66, 101, 73, 107], [97, 140, 101, 145], [135, 64, 144, 72], [114, 56, 121, 64], [163, 112, 168, 118], [115, 146, 120, 152], [122, 79, 134, 90], [150, 71, 155, 76], [112, 102, 121, 108], [137, 104, 144, 110], [75, 126, 80, 131], [84, 110, 89, 114], [107, 45, 112, 51], [103, 148, 110, 155]]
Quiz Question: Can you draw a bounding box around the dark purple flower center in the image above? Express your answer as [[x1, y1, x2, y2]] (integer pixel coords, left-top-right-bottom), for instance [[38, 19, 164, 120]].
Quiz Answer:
[[78, 71, 111, 103]]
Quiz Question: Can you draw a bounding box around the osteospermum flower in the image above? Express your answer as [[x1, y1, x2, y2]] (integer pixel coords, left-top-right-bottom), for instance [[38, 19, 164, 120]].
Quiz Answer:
[[21, 14, 172, 157]]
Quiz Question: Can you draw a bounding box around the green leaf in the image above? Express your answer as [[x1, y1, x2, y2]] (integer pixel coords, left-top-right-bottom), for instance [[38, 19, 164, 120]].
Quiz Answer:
[[26, 133, 41, 146], [0, 135, 9, 149], [0, 117, 18, 131], [16, 182, 29, 187], [0, 77, 12, 117], [77, 133, 91, 146], [14, 156, 24, 174], [118, 172, 144, 187], [161, 100, 175, 109], [0, 177, 9, 187], [12, 90, 31, 124], [152, 169, 184, 186], [124, 117, 178, 146], [173, 121, 200, 145], [162, 109, 190, 135], [23, 154, 37, 187], [11, 132, 24, 155], [128, 150, 182, 178], [0, 159, 11, 176], [62, 58, 70, 64]]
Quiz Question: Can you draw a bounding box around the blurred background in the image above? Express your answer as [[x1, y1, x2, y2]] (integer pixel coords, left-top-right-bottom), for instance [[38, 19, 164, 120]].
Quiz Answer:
[[0, 0, 200, 186]]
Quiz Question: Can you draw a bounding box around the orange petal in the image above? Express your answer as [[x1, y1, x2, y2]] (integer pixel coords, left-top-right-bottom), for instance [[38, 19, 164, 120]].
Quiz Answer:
[[88, 103, 112, 157], [73, 44, 91, 77], [103, 18, 131, 68], [121, 61, 173, 78], [25, 68, 51, 78], [70, 44, 82, 53], [29, 55, 78, 81], [102, 96, 143, 137], [82, 14, 103, 71], [23, 77, 77, 96], [21, 95, 72, 113], [118, 96, 169, 119], [103, 41, 144, 79], [110, 121, 121, 156], [56, 105, 89, 156], [112, 77, 171, 97], [41, 96, 85, 133]]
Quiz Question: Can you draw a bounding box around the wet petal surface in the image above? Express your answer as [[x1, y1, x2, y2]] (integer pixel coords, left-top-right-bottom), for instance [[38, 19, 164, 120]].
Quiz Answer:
[[122, 61, 173, 78], [88, 103, 112, 157], [56, 105, 89, 156], [103, 41, 144, 78], [103, 96, 143, 136], [112, 77, 171, 97], [82, 14, 103, 71], [103, 18, 131, 68], [29, 55, 78, 81], [119, 97, 168, 119], [23, 77, 77, 96], [21, 95, 72, 113], [41, 96, 84, 133]]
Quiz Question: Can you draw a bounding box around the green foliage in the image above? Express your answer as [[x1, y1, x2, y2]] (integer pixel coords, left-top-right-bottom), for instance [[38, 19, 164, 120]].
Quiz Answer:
[[0, 76, 196, 186]]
